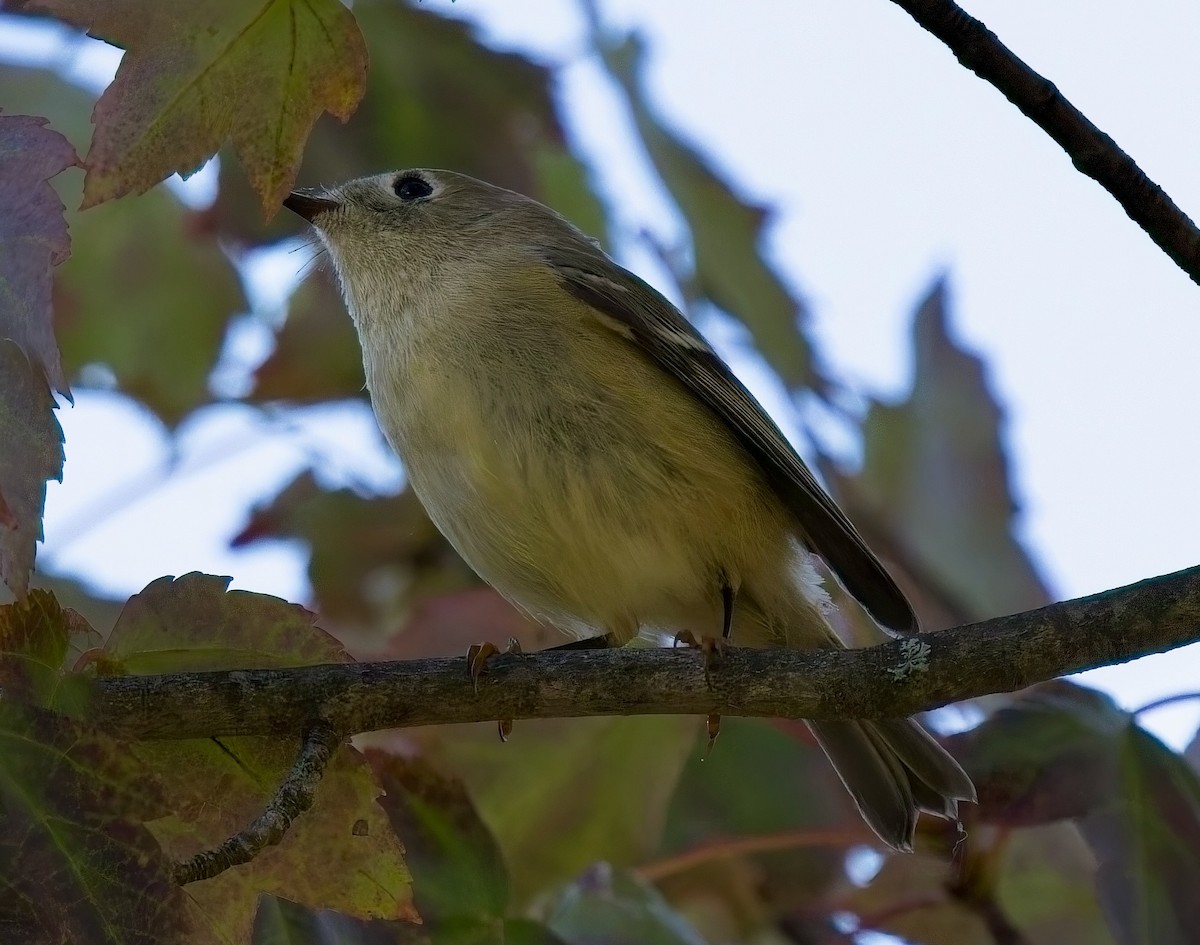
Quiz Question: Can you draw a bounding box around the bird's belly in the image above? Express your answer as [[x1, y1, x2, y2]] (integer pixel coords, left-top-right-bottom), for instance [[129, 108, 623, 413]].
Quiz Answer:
[[400, 407, 716, 636], [376, 365, 780, 639]]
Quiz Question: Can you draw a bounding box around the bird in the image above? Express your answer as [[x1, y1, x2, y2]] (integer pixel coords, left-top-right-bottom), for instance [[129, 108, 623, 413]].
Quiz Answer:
[[283, 168, 976, 852]]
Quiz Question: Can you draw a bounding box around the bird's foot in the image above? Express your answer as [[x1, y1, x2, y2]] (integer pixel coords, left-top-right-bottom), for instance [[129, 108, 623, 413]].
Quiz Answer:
[[465, 637, 523, 741], [672, 630, 728, 688], [672, 631, 728, 754]]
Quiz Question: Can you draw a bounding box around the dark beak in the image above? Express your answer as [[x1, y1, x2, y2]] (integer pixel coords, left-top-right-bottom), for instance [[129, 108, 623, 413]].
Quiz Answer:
[[283, 188, 340, 222]]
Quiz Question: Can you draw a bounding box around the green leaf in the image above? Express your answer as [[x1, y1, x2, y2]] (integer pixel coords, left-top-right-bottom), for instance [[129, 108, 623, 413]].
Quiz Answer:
[[0, 704, 189, 945], [839, 849, 992, 945], [539, 865, 709, 945], [0, 63, 96, 157], [437, 715, 698, 905], [952, 682, 1128, 827], [844, 819, 1113, 944], [657, 717, 857, 915], [0, 340, 64, 597], [1086, 730, 1200, 945], [954, 682, 1200, 945], [995, 824, 1118, 945], [828, 279, 1051, 624], [372, 755, 510, 925], [22, 0, 367, 214], [664, 718, 857, 847], [22, 571, 125, 649], [598, 35, 818, 392], [54, 187, 245, 426]]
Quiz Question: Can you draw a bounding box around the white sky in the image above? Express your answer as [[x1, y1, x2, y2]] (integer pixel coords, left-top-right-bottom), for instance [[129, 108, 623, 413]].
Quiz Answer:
[[4, 1, 1200, 746]]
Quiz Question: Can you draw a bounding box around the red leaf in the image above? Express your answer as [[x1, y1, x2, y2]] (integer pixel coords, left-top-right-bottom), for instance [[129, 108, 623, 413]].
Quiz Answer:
[[0, 111, 77, 397], [0, 340, 65, 596]]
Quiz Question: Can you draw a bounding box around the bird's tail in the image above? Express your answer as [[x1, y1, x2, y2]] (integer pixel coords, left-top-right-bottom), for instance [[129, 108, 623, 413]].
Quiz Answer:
[[807, 716, 976, 852]]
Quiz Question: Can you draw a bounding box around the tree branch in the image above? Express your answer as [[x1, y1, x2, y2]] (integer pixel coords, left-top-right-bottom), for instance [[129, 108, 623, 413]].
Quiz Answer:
[[84, 566, 1200, 741], [172, 720, 341, 885], [887, 0, 1200, 286]]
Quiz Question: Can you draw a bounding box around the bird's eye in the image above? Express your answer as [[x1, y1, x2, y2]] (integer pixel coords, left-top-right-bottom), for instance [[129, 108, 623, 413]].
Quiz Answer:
[[393, 175, 433, 201]]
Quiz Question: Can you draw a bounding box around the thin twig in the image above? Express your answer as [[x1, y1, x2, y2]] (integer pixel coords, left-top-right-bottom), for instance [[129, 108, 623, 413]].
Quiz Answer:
[[1134, 691, 1200, 717], [886, 0, 1200, 286], [172, 719, 341, 885], [636, 827, 872, 882]]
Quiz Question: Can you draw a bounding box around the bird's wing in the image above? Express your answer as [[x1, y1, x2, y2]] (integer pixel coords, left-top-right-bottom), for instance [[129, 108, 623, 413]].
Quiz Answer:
[[542, 243, 917, 636]]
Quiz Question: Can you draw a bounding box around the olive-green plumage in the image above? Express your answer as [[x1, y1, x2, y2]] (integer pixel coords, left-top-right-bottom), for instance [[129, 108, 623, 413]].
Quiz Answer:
[[285, 169, 975, 851]]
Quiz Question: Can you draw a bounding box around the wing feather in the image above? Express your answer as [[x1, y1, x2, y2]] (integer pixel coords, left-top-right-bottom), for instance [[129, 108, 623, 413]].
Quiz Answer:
[[543, 244, 918, 635]]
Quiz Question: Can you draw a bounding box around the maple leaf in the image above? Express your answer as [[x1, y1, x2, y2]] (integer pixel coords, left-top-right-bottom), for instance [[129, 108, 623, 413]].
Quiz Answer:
[[0, 341, 65, 598], [20, 0, 368, 215], [0, 113, 73, 596]]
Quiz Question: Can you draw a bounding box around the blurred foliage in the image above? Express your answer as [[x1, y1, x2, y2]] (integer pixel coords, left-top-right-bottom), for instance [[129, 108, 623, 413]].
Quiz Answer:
[[1, 1, 1194, 943], [54, 187, 246, 427], [953, 682, 1200, 945], [596, 32, 821, 394], [249, 270, 365, 404], [827, 280, 1052, 628], [252, 896, 428, 945]]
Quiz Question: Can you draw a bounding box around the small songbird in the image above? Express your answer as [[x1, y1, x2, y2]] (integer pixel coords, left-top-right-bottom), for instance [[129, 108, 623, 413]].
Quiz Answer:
[[284, 169, 975, 851]]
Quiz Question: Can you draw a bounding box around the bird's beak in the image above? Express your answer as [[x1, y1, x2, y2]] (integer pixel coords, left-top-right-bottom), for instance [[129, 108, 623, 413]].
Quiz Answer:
[[283, 188, 340, 222]]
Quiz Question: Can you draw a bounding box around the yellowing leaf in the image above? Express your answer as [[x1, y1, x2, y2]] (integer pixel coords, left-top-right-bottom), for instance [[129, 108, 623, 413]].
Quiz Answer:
[[22, 0, 367, 214], [97, 573, 413, 938], [145, 739, 415, 940], [104, 571, 347, 672], [216, 0, 607, 245]]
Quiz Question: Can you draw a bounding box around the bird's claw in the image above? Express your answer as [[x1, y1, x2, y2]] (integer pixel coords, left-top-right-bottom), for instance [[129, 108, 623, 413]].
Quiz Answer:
[[466, 637, 523, 691], [672, 630, 728, 689], [703, 712, 721, 758], [465, 638, 523, 740]]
